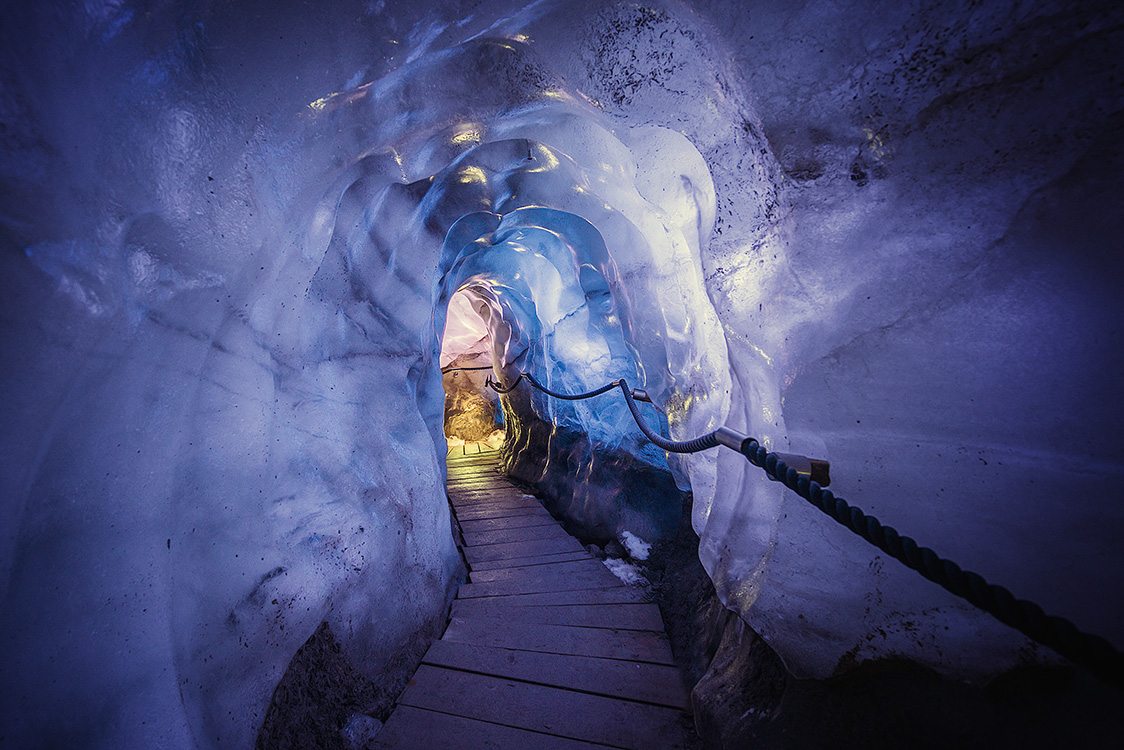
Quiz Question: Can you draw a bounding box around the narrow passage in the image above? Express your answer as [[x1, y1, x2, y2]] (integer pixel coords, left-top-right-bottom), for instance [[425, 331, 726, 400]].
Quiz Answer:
[[373, 443, 691, 749]]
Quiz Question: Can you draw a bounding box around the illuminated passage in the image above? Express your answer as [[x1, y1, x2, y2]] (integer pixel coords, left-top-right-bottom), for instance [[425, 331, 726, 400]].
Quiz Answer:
[[374, 444, 690, 749]]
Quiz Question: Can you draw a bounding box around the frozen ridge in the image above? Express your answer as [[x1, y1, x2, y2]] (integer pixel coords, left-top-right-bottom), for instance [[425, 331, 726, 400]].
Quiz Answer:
[[373, 444, 691, 749]]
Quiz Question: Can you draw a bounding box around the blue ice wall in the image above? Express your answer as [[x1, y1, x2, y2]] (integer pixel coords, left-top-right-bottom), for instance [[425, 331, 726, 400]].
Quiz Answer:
[[2, 0, 1122, 747]]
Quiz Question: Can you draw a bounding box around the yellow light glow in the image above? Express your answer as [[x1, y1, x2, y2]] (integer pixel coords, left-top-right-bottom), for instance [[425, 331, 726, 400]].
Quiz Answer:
[[748, 342, 774, 367], [863, 125, 893, 161], [306, 83, 373, 115], [450, 126, 482, 146], [526, 147, 559, 174], [457, 165, 487, 185]]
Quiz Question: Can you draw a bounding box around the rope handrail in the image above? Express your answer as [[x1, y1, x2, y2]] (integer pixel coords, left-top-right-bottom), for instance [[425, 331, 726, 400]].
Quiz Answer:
[[485, 370, 1124, 688], [442, 346, 531, 375], [441, 364, 494, 373]]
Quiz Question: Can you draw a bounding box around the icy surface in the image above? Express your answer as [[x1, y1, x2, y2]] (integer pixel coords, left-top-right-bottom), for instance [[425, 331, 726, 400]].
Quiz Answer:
[[684, 0, 1124, 678], [1, 1, 1123, 746], [602, 558, 648, 587], [439, 291, 491, 369], [621, 531, 652, 561]]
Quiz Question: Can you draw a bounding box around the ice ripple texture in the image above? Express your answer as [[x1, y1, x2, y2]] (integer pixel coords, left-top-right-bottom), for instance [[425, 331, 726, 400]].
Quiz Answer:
[[3, 0, 1123, 747], [1, 6, 739, 747]]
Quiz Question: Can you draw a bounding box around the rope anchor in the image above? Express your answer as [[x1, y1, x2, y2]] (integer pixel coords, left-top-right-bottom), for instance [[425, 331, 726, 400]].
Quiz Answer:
[[485, 370, 1123, 688]]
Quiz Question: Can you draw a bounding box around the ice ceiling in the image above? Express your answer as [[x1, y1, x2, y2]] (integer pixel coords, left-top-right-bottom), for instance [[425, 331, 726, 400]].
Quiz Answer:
[[2, 0, 1122, 747]]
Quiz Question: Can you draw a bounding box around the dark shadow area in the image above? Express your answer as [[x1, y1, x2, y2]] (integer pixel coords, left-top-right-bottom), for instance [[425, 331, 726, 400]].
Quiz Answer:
[[256, 617, 445, 750], [643, 496, 1124, 749], [257, 622, 382, 750], [502, 409, 685, 545]]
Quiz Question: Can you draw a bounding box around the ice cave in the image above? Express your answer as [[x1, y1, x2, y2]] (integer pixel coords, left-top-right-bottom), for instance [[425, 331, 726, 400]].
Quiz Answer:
[[1, 0, 1122, 747]]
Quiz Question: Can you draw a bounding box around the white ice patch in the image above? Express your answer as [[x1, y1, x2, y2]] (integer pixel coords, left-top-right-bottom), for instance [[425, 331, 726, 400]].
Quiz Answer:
[[602, 558, 646, 587], [620, 530, 651, 561]]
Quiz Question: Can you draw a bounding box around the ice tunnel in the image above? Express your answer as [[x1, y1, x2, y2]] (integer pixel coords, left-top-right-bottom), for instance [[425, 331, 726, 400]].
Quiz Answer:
[[2, 0, 1123, 747]]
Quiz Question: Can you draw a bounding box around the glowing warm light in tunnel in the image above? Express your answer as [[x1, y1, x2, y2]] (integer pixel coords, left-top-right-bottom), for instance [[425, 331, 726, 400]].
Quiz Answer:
[[440, 290, 492, 369], [441, 289, 503, 443]]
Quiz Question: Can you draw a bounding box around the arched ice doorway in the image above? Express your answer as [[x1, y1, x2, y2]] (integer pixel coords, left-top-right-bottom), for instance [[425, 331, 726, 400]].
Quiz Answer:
[[439, 289, 504, 449]]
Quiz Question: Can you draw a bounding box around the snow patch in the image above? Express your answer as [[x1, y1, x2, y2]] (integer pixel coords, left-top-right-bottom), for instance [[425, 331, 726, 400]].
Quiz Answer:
[[620, 530, 651, 561], [602, 558, 646, 587]]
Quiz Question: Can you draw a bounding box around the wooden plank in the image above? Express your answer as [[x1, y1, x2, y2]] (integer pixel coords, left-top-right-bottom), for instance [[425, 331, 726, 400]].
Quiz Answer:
[[469, 550, 592, 571], [448, 486, 514, 495], [450, 494, 535, 508], [456, 568, 623, 598], [449, 487, 528, 496], [451, 600, 666, 632], [447, 485, 513, 494], [447, 494, 535, 508], [372, 705, 614, 750], [447, 478, 509, 488], [449, 488, 532, 498], [442, 617, 676, 664], [397, 666, 687, 750], [455, 505, 552, 522], [422, 640, 690, 710], [468, 557, 615, 584], [461, 536, 585, 563], [459, 513, 560, 533], [455, 586, 647, 607], [451, 499, 539, 511], [448, 483, 520, 491], [450, 496, 537, 510], [447, 457, 500, 466], [461, 523, 573, 548], [451, 500, 535, 510]]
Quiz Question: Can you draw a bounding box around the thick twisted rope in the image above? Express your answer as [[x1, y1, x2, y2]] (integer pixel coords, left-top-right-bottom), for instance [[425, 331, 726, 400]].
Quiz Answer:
[[485, 371, 1124, 688], [737, 437, 1123, 689]]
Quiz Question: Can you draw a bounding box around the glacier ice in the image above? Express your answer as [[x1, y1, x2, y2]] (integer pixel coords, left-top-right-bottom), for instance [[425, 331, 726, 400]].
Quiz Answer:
[[2, 0, 1123, 746]]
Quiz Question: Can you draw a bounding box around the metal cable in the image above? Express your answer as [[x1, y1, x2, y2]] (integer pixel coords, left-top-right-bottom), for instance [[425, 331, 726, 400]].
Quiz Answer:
[[484, 369, 1124, 687], [524, 373, 623, 401], [619, 381, 720, 453], [441, 364, 494, 373]]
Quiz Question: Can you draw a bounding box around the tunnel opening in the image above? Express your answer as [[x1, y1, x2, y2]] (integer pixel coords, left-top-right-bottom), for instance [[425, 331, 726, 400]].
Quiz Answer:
[[424, 197, 697, 548], [438, 288, 505, 449]]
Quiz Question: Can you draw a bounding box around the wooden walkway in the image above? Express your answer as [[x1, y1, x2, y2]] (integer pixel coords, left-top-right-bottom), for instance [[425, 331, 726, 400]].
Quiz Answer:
[[373, 443, 691, 749]]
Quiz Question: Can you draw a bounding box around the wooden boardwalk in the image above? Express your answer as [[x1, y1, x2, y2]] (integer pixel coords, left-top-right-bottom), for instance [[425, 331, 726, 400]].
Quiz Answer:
[[373, 443, 691, 749]]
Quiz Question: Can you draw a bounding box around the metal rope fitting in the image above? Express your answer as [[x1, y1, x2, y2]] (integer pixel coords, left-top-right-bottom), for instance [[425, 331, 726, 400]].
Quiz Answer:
[[772, 452, 832, 487], [714, 428, 831, 486]]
